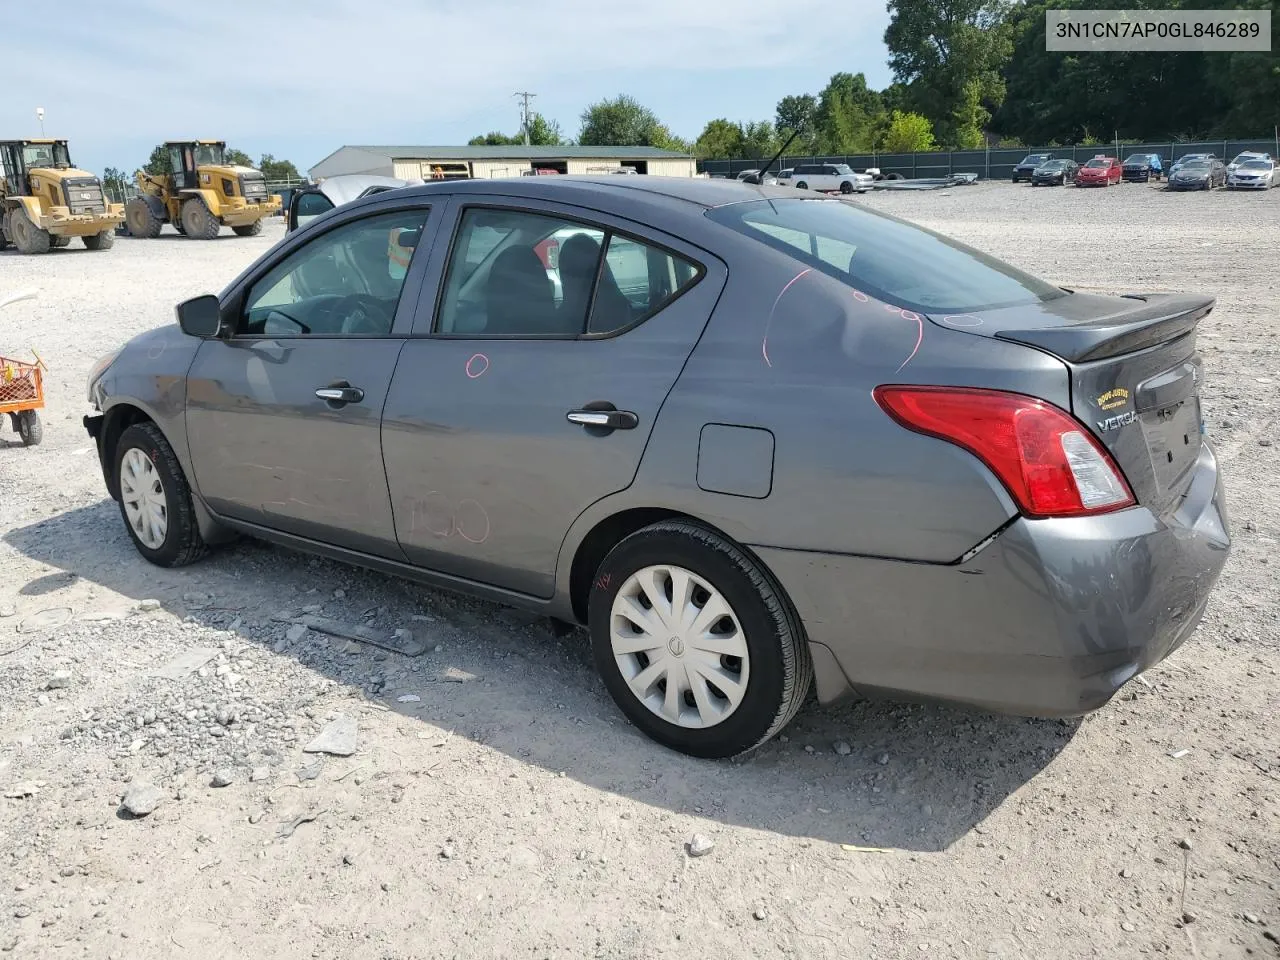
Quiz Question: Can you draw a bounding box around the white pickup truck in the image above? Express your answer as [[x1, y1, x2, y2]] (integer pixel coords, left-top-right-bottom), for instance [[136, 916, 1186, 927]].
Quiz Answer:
[[777, 163, 873, 194]]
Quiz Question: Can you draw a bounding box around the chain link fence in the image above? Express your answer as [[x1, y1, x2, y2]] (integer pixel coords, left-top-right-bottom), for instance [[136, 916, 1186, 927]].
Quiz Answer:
[[699, 137, 1280, 181]]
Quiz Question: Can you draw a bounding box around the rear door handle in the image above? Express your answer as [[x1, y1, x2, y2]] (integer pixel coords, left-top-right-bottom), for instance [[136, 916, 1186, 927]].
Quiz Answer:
[[567, 407, 638, 430], [315, 382, 365, 405]]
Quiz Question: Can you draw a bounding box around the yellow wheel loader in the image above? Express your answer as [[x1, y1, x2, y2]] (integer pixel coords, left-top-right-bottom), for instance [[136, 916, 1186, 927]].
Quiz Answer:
[[0, 140, 125, 254], [124, 141, 280, 240]]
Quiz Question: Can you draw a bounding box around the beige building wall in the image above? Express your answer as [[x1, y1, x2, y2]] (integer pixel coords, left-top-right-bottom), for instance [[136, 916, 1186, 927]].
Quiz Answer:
[[647, 158, 697, 177], [471, 161, 530, 179], [392, 160, 426, 179]]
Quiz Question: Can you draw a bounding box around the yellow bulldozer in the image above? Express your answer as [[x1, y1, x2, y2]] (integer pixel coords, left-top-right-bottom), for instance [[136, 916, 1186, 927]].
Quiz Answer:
[[125, 140, 280, 239], [0, 139, 125, 253]]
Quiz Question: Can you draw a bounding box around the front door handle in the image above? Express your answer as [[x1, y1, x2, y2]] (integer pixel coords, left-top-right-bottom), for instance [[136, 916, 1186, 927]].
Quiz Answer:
[[567, 406, 638, 430], [315, 382, 365, 405]]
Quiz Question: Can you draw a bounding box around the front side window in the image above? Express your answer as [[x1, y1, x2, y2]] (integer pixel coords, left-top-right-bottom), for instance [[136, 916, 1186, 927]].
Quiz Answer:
[[241, 209, 428, 337], [436, 207, 700, 338], [707, 198, 1064, 314]]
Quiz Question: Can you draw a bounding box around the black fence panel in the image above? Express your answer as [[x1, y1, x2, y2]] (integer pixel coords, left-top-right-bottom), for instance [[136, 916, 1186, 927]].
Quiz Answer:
[[695, 137, 1279, 180]]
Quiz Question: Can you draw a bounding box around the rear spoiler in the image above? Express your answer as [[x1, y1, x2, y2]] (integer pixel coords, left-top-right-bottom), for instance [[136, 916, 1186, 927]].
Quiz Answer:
[[994, 293, 1214, 363]]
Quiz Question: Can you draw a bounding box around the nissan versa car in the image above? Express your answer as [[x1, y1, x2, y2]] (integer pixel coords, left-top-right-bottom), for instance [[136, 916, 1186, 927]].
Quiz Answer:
[[83, 177, 1231, 759]]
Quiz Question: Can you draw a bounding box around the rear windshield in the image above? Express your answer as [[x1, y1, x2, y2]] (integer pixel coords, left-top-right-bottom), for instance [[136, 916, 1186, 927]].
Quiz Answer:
[[706, 198, 1065, 314]]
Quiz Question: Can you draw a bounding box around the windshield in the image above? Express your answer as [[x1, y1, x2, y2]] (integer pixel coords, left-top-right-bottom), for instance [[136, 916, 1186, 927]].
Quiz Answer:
[[832, 164, 855, 175], [1231, 154, 1260, 164], [194, 143, 227, 166], [22, 142, 71, 169], [1085, 159, 1110, 168], [1021, 155, 1048, 164], [1239, 160, 1270, 170], [1181, 161, 1209, 171], [706, 198, 1065, 314], [1038, 160, 1065, 169], [1122, 155, 1148, 164]]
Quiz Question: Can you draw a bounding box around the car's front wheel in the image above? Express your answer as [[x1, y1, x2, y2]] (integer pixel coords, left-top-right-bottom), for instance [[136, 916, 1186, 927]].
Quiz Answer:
[[114, 422, 208, 567], [588, 521, 813, 759]]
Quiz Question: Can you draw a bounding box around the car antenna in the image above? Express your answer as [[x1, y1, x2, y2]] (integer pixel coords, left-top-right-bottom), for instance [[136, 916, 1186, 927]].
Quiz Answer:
[[742, 128, 801, 185]]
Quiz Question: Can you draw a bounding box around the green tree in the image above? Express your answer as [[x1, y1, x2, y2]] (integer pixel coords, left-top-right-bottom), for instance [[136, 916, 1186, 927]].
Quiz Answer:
[[693, 119, 745, 159], [258, 154, 301, 182], [469, 112, 564, 147], [814, 72, 884, 153], [579, 95, 683, 149], [225, 147, 253, 166], [880, 111, 937, 152], [741, 121, 780, 159], [775, 93, 818, 149], [101, 166, 129, 201], [143, 144, 170, 176], [884, 0, 1013, 148]]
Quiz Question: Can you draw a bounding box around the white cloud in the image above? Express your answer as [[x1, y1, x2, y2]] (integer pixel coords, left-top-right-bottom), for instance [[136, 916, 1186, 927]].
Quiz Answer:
[[2, 0, 890, 172]]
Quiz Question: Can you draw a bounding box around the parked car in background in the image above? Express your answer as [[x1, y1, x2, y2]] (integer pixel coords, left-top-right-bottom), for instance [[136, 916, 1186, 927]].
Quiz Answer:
[[1226, 157, 1277, 190], [1031, 158, 1079, 186], [1226, 151, 1270, 175], [1169, 157, 1226, 191], [784, 163, 873, 193], [1075, 156, 1123, 187], [1011, 153, 1053, 182], [286, 174, 423, 233], [1168, 153, 1217, 180], [83, 176, 1229, 759], [1121, 153, 1164, 182]]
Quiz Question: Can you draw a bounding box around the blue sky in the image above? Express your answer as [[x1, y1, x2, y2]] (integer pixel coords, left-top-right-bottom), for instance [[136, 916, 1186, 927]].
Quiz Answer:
[[3, 0, 892, 178]]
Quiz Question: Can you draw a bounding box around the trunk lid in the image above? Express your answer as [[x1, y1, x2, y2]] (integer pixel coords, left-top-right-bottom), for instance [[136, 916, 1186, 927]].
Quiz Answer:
[[928, 291, 1213, 515]]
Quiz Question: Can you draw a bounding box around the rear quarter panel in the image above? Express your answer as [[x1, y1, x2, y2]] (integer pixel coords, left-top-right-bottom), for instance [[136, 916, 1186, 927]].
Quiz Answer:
[[561, 226, 1072, 567]]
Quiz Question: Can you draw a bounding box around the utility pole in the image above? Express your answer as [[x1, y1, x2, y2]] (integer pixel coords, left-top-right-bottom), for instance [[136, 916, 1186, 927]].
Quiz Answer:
[[513, 91, 536, 148]]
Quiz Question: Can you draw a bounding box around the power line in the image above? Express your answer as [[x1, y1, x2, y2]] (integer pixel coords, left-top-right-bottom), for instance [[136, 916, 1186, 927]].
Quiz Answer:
[[513, 91, 536, 148]]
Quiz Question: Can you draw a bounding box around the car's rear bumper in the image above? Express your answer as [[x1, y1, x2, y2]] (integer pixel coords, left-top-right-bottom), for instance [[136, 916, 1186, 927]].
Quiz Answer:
[[756, 442, 1230, 718]]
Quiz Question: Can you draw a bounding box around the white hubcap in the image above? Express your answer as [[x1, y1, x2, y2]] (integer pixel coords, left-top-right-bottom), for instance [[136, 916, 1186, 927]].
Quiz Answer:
[[120, 448, 168, 550], [609, 564, 749, 729]]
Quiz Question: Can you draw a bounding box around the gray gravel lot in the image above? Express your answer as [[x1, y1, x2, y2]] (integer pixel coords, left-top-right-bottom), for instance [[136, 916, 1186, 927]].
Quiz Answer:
[[0, 184, 1276, 960]]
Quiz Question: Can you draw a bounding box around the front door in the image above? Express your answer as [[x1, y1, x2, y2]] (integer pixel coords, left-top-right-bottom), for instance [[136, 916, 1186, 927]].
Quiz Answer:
[[382, 199, 725, 597], [185, 204, 435, 557]]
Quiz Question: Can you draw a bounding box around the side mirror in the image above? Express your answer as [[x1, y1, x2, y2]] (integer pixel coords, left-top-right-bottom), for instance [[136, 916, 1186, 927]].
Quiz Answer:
[[175, 294, 223, 338], [394, 227, 420, 249]]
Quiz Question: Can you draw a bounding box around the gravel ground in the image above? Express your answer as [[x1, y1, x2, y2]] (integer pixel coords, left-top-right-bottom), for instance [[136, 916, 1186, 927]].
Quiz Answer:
[[0, 185, 1277, 960]]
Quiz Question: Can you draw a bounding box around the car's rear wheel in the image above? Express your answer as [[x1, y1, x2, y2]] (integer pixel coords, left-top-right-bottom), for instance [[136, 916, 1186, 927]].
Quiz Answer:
[[588, 520, 812, 759], [114, 422, 208, 567], [794, 181, 808, 190]]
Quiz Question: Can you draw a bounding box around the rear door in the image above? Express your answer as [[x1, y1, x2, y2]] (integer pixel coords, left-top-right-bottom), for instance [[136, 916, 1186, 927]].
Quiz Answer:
[[185, 198, 441, 557], [381, 197, 726, 597]]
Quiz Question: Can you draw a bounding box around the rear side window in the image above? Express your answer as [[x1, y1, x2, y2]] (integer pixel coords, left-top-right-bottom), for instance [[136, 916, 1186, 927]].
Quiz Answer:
[[436, 207, 700, 338], [707, 198, 1065, 314]]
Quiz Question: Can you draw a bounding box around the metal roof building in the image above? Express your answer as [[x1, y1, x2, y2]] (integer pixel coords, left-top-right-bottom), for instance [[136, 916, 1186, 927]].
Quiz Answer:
[[308, 144, 697, 181]]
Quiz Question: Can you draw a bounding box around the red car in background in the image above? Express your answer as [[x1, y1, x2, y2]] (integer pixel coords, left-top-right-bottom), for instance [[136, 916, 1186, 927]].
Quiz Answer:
[[1075, 156, 1123, 187]]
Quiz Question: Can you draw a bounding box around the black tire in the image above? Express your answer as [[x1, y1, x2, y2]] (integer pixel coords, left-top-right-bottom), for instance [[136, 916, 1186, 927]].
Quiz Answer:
[[9, 207, 51, 254], [51, 235, 72, 248], [587, 520, 813, 759], [180, 198, 220, 239], [15, 410, 42, 446], [839, 181, 854, 194], [83, 230, 114, 250], [794, 181, 808, 190], [885, 172, 905, 181], [113, 422, 208, 567], [232, 220, 263, 237], [124, 197, 162, 239]]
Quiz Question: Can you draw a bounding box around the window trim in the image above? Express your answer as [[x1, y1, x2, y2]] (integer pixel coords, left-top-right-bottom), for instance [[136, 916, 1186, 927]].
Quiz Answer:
[[426, 201, 707, 342], [232, 205, 433, 341]]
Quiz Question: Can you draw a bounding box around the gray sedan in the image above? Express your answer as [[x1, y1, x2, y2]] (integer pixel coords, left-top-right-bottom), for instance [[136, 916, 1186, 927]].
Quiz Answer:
[[83, 177, 1230, 758]]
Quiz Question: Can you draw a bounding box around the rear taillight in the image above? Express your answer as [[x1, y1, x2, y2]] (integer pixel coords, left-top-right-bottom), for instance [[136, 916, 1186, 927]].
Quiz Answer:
[[874, 386, 1135, 519]]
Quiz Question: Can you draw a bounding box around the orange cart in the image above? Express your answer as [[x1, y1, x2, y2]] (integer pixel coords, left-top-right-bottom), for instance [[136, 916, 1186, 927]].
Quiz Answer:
[[1, 289, 44, 447]]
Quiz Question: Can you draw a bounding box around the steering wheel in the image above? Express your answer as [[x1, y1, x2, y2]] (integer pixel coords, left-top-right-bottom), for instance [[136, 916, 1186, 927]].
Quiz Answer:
[[317, 294, 391, 335]]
